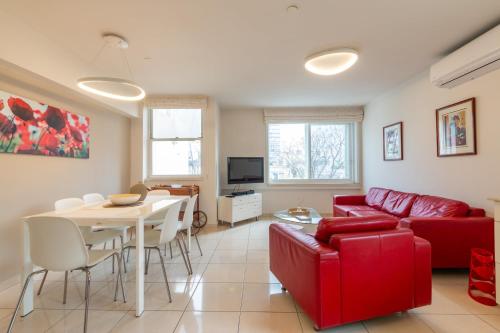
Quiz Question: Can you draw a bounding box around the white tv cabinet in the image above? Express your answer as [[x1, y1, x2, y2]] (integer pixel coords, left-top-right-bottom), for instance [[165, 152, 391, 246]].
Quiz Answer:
[[218, 193, 262, 227]]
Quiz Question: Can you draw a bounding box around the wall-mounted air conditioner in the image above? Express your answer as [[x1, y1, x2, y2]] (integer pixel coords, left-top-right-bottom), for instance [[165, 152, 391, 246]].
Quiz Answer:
[[430, 25, 500, 88]]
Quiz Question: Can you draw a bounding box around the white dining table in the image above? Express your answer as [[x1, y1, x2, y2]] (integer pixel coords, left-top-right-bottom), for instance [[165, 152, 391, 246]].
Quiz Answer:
[[20, 195, 190, 317]]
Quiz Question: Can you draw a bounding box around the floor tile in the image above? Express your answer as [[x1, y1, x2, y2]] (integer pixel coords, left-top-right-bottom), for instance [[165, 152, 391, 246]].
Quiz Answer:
[[200, 264, 246, 283], [140, 263, 206, 284], [111, 310, 182, 333], [77, 281, 132, 311], [244, 264, 279, 283], [210, 250, 247, 264], [298, 312, 368, 332], [363, 312, 433, 333], [477, 315, 500, 330], [418, 314, 499, 333], [241, 283, 296, 312], [144, 282, 197, 311], [246, 250, 269, 263], [0, 309, 67, 333], [187, 283, 243, 311], [410, 287, 472, 315], [247, 239, 269, 250], [46, 309, 126, 333], [174, 311, 240, 333], [35, 281, 106, 310], [216, 238, 249, 250], [239, 312, 302, 333]]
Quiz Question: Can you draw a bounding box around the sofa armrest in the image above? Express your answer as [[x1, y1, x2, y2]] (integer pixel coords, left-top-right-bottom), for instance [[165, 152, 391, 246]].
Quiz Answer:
[[269, 223, 341, 329], [400, 216, 494, 267], [333, 195, 366, 205]]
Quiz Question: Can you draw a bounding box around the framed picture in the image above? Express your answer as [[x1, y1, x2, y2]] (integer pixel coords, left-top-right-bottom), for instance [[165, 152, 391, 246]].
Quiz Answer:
[[383, 122, 403, 161], [0, 89, 90, 158], [436, 98, 476, 157]]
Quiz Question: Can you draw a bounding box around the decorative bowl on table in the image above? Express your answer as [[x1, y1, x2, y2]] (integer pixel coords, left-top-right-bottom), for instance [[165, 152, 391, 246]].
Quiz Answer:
[[288, 207, 310, 216], [108, 194, 141, 206]]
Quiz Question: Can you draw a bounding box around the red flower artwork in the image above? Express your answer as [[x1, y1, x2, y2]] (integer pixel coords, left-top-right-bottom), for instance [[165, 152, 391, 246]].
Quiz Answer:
[[0, 91, 89, 158]]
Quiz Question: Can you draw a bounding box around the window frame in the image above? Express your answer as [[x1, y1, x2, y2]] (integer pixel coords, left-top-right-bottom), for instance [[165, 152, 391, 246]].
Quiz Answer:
[[147, 107, 204, 180], [266, 121, 360, 186]]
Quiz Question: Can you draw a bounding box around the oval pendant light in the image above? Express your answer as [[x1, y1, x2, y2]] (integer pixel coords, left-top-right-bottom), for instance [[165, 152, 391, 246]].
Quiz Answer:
[[77, 34, 146, 101], [305, 48, 359, 76]]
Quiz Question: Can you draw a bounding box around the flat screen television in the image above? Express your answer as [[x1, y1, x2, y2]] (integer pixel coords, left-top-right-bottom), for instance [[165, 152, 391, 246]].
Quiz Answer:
[[227, 157, 264, 184]]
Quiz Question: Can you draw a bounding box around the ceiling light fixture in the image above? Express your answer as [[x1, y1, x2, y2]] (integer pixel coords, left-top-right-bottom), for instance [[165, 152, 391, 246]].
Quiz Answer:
[[305, 48, 359, 76], [77, 33, 146, 101]]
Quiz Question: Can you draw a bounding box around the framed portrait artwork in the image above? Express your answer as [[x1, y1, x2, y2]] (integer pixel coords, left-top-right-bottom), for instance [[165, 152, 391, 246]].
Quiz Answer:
[[383, 121, 403, 161], [436, 98, 476, 157]]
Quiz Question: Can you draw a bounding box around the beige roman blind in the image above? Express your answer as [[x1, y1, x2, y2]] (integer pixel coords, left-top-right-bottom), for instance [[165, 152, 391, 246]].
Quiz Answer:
[[143, 96, 208, 109], [263, 107, 364, 123]]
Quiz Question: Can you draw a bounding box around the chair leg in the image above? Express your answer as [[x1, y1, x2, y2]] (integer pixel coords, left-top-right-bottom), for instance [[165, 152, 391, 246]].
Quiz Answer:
[[156, 247, 172, 303], [194, 233, 203, 256], [180, 233, 193, 273], [120, 236, 127, 274], [176, 237, 192, 275], [83, 269, 91, 333], [126, 247, 131, 263], [63, 271, 69, 304], [7, 269, 45, 333], [169, 242, 173, 259], [37, 270, 48, 296], [145, 249, 151, 275], [113, 253, 126, 303], [112, 239, 116, 274]]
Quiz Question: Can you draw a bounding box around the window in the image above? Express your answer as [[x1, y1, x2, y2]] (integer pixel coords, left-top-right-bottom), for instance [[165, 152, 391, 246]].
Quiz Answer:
[[149, 108, 202, 177], [267, 122, 357, 184]]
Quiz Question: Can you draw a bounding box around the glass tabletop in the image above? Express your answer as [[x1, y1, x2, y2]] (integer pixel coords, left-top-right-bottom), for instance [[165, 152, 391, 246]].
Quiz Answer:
[[273, 208, 322, 224]]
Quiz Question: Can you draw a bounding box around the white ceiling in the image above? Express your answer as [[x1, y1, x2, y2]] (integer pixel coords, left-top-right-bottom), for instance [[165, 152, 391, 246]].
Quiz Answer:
[[2, 0, 500, 109]]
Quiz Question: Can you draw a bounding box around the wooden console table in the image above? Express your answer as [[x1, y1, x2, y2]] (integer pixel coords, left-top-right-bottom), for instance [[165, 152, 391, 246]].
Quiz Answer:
[[150, 184, 200, 213]]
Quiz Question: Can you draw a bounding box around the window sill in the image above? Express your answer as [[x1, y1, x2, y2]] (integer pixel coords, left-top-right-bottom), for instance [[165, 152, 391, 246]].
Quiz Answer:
[[146, 175, 204, 182], [266, 183, 362, 190]]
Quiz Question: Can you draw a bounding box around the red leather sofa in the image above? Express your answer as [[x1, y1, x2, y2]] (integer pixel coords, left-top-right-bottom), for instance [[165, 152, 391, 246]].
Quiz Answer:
[[269, 217, 431, 330], [333, 187, 494, 268]]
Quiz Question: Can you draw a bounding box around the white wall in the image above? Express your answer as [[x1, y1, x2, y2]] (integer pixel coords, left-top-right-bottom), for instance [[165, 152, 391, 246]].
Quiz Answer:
[[0, 67, 130, 290], [219, 108, 362, 214], [130, 97, 220, 224], [363, 69, 500, 215]]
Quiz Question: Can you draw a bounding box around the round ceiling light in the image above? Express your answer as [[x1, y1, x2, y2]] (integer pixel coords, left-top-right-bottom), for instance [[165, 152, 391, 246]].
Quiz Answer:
[[77, 33, 146, 101], [77, 77, 146, 101], [305, 48, 358, 76]]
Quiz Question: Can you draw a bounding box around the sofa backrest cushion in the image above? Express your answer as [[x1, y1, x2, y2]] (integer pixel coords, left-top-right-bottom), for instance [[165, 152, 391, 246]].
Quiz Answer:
[[409, 195, 469, 217], [315, 216, 399, 243], [381, 191, 418, 217], [365, 187, 391, 209]]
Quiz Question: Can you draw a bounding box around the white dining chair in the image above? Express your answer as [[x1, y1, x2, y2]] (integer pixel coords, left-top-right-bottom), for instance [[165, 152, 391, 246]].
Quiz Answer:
[[176, 194, 201, 273], [37, 197, 124, 302], [7, 216, 126, 333], [121, 201, 185, 302], [83, 193, 129, 271]]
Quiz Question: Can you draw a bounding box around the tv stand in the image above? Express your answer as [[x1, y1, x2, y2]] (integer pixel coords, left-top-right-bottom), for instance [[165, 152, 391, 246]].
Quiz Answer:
[[218, 193, 262, 227]]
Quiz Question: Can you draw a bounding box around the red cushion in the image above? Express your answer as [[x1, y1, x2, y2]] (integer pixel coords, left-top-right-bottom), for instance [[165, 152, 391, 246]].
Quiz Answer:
[[409, 195, 469, 217], [334, 205, 377, 216], [315, 216, 399, 243], [365, 188, 391, 209], [381, 191, 418, 218], [348, 210, 396, 218]]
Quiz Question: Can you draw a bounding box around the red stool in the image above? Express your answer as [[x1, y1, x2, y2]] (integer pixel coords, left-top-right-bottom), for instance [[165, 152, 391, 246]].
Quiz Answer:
[[468, 248, 496, 306]]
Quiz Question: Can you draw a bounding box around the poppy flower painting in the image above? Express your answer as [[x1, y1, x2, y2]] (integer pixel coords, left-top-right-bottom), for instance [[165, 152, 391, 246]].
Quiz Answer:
[[0, 90, 89, 158]]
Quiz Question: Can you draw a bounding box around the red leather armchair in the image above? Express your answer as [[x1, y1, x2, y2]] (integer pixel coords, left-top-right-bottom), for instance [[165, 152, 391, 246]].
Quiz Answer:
[[269, 219, 431, 330]]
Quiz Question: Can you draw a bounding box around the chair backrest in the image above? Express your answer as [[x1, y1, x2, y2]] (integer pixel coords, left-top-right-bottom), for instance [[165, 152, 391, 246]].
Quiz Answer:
[[179, 194, 198, 230], [158, 202, 183, 245], [26, 216, 89, 271], [83, 193, 105, 204], [54, 197, 85, 211], [148, 189, 171, 196]]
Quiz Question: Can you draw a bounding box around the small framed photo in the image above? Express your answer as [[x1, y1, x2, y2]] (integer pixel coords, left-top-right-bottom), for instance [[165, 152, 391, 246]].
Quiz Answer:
[[383, 122, 403, 161], [436, 98, 476, 157]]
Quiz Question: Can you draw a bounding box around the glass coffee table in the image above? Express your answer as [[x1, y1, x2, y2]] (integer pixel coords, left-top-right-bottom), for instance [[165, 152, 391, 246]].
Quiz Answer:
[[273, 208, 322, 224]]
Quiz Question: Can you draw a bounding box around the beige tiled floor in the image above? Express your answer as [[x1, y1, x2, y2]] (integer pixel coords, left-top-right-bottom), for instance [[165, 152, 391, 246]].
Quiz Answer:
[[2, 218, 500, 332]]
